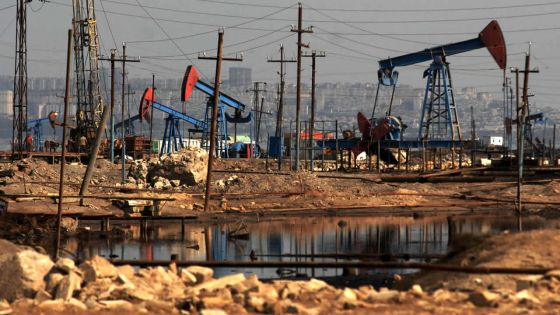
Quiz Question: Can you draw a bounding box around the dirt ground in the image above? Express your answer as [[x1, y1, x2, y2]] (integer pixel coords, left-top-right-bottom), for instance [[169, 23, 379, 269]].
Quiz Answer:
[[1, 156, 558, 223], [1, 156, 560, 314]]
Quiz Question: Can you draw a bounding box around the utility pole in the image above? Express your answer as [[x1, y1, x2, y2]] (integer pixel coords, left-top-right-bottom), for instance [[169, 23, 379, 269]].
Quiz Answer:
[[248, 82, 267, 147], [267, 44, 296, 138], [119, 43, 140, 183], [511, 46, 539, 213], [55, 29, 73, 260], [291, 2, 313, 171], [302, 50, 325, 171], [99, 48, 139, 166], [199, 29, 243, 212]]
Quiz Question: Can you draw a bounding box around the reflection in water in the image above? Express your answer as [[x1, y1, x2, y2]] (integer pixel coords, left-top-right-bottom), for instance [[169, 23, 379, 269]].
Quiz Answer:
[[66, 215, 560, 279]]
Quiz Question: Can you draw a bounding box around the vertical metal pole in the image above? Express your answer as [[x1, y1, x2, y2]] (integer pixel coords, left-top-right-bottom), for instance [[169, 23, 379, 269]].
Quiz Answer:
[[110, 50, 115, 163], [79, 55, 113, 205], [204, 30, 224, 213], [553, 124, 557, 165], [543, 119, 547, 161], [309, 52, 316, 171], [518, 52, 532, 212], [471, 106, 476, 167], [121, 43, 127, 183], [204, 227, 212, 261], [275, 45, 285, 138], [127, 85, 131, 135], [321, 121, 325, 171], [289, 120, 293, 168], [149, 74, 155, 156], [376, 140, 381, 173], [294, 3, 303, 171], [55, 29, 73, 259]]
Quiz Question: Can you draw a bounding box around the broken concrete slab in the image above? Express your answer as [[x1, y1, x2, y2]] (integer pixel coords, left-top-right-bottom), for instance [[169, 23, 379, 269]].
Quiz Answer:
[[0, 240, 54, 302], [79, 256, 118, 283]]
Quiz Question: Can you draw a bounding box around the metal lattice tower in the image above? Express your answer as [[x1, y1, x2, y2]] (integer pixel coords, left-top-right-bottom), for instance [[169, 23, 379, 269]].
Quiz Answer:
[[418, 58, 462, 141], [72, 0, 104, 144], [12, 0, 28, 158]]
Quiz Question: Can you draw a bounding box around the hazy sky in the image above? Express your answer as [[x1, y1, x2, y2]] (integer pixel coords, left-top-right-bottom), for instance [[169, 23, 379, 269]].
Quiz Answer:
[[1, 0, 560, 111]]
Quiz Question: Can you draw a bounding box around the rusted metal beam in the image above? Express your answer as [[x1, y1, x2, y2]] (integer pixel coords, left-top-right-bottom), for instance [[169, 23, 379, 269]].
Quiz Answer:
[[1, 193, 175, 201]]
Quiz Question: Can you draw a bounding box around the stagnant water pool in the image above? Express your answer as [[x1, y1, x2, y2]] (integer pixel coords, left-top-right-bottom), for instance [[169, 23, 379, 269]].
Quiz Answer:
[[65, 215, 560, 283]]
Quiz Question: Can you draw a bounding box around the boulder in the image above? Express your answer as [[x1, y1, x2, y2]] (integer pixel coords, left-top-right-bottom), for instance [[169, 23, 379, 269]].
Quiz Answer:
[[191, 273, 246, 294], [515, 289, 541, 304], [54, 257, 78, 274], [148, 147, 208, 186], [45, 272, 65, 294], [79, 256, 118, 283], [468, 290, 500, 307], [116, 265, 136, 280], [54, 271, 82, 301], [0, 240, 54, 302], [185, 266, 214, 284], [180, 269, 198, 286]]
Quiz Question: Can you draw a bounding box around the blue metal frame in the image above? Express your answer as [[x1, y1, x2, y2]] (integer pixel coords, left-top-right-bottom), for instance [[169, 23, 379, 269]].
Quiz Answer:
[[418, 61, 460, 141], [115, 114, 140, 136], [193, 81, 250, 158], [26, 117, 52, 151], [150, 100, 208, 156], [202, 100, 229, 158]]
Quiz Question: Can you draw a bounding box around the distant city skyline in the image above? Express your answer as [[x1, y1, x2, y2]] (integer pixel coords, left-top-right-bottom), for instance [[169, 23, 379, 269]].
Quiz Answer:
[[1, 0, 559, 111]]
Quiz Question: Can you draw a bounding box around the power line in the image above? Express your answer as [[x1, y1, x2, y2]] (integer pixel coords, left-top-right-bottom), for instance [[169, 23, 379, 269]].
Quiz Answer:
[[132, 0, 206, 79], [98, 0, 119, 49], [195, 0, 560, 13], [311, 33, 382, 59], [138, 30, 294, 59], [128, 3, 296, 44], [312, 26, 560, 36], [49, 1, 560, 36], [0, 4, 16, 12]]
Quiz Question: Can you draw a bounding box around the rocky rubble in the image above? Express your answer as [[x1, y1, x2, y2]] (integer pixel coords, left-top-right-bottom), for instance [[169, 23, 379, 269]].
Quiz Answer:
[[128, 147, 208, 189], [1, 239, 560, 314]]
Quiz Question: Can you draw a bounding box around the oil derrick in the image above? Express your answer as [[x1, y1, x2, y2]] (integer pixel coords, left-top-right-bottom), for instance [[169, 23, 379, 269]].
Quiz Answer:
[[71, 0, 105, 151], [12, 0, 29, 159]]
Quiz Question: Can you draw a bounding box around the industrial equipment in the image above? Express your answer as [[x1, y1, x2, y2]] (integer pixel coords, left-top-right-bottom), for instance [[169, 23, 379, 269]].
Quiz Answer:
[[114, 114, 140, 136], [71, 0, 105, 151], [26, 111, 60, 151], [353, 112, 403, 164], [139, 87, 208, 156], [181, 65, 252, 157], [377, 20, 506, 142]]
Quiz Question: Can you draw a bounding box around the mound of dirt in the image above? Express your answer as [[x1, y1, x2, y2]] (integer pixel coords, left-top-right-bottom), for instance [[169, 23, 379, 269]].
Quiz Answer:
[[406, 229, 560, 292]]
